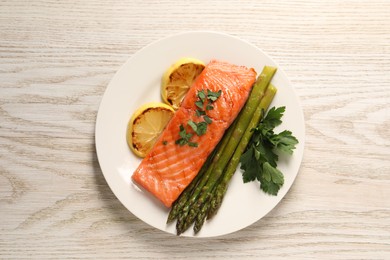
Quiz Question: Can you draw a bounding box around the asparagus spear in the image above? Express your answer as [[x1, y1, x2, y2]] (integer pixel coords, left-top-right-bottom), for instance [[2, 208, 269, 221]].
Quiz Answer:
[[193, 193, 212, 233], [177, 66, 277, 235], [207, 84, 277, 220]]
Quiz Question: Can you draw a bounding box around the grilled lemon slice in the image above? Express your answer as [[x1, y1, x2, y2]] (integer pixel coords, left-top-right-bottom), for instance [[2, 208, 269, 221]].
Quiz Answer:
[[127, 102, 174, 157], [161, 57, 205, 110]]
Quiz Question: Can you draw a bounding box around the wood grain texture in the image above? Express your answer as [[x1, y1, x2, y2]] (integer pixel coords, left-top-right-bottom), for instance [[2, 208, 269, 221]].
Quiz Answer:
[[1, 0, 389, 259]]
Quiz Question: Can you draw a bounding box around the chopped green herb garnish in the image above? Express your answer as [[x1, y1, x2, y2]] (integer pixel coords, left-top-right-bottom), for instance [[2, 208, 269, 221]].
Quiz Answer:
[[175, 139, 185, 146], [203, 115, 212, 124], [206, 104, 214, 110], [207, 89, 222, 102], [176, 88, 222, 148], [187, 120, 197, 132], [175, 124, 195, 147], [196, 109, 206, 117], [197, 90, 206, 102], [179, 124, 191, 139], [195, 100, 204, 109], [188, 142, 198, 147], [162, 140, 168, 145], [188, 120, 208, 136]]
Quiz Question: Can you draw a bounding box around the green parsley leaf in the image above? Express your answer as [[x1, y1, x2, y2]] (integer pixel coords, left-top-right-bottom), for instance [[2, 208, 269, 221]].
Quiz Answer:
[[206, 104, 214, 110], [269, 130, 299, 154], [260, 162, 284, 195], [162, 140, 168, 145], [188, 142, 198, 147], [240, 146, 261, 183], [176, 124, 196, 147], [196, 109, 206, 117], [263, 162, 284, 185], [179, 124, 192, 139], [261, 106, 285, 129], [187, 120, 197, 132], [260, 178, 281, 196], [195, 100, 204, 109], [178, 124, 185, 136], [197, 90, 206, 102], [207, 89, 222, 102], [203, 115, 212, 124], [175, 138, 186, 146], [188, 120, 207, 136], [256, 141, 278, 167], [197, 122, 208, 135]]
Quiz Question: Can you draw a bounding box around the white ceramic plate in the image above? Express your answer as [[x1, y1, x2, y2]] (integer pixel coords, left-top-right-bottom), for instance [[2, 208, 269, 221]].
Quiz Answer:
[[95, 31, 305, 237]]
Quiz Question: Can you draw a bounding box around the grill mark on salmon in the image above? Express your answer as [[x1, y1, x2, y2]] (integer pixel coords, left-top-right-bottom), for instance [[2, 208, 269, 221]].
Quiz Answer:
[[132, 60, 256, 207]]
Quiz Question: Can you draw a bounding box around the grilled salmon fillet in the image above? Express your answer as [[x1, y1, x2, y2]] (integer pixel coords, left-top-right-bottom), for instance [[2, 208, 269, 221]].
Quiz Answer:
[[132, 60, 257, 207]]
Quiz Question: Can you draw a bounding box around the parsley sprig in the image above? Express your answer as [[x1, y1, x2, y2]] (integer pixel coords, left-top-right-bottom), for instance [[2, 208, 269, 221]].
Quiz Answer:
[[240, 106, 298, 195]]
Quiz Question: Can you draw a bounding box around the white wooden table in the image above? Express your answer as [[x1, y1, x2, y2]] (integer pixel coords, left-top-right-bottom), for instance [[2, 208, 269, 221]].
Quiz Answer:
[[1, 1, 389, 259]]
